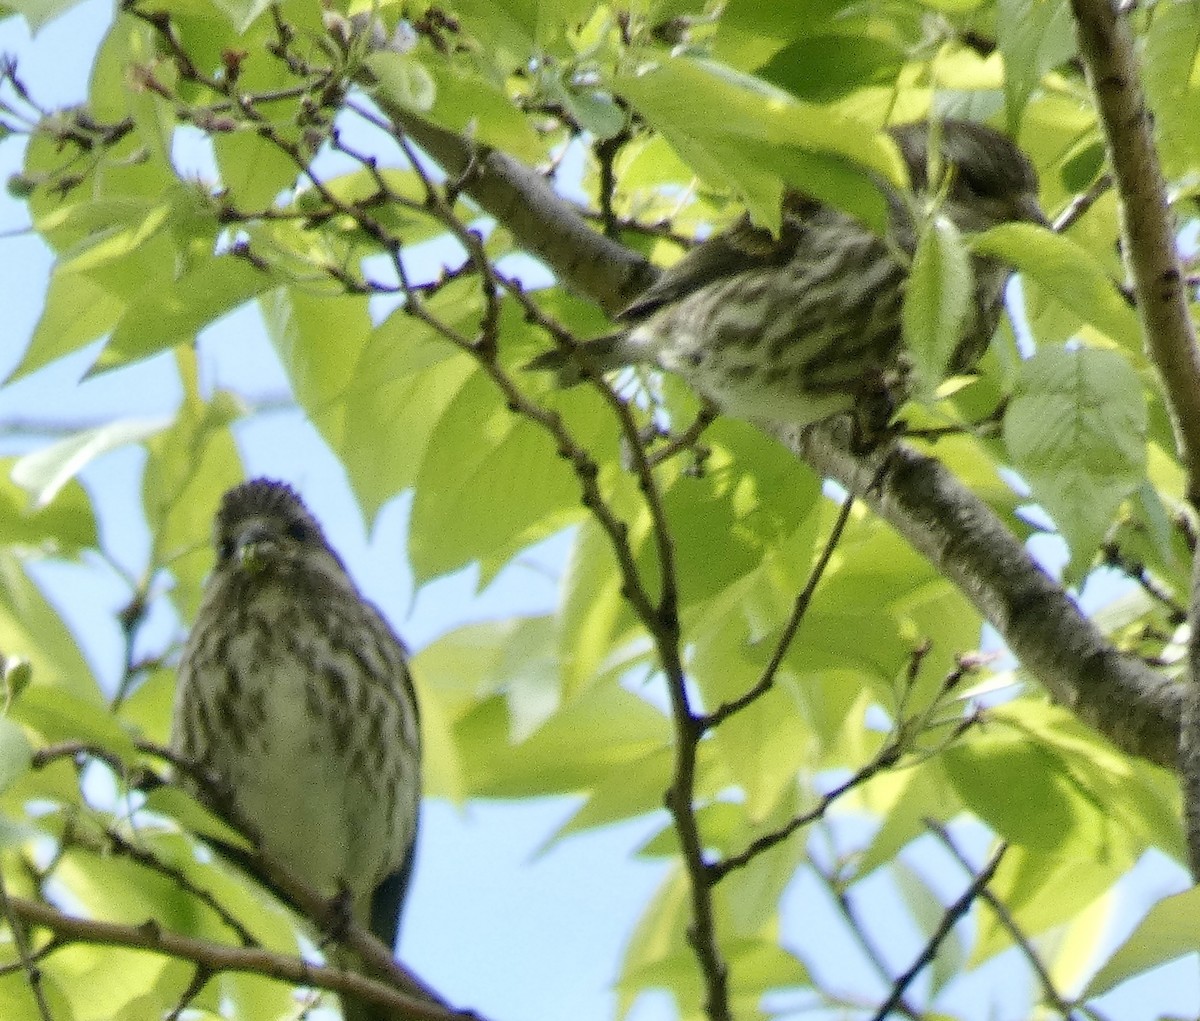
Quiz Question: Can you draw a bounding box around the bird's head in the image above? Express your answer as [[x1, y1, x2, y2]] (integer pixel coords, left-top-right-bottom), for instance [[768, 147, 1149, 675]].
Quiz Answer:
[[212, 479, 349, 587], [890, 119, 1047, 234]]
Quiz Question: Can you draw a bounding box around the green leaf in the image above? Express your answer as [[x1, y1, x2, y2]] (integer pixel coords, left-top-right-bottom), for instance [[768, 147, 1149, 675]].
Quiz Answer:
[[332, 307, 478, 520], [5, 0, 86, 30], [991, 700, 1182, 861], [11, 418, 171, 507], [414, 616, 561, 737], [0, 551, 104, 703], [942, 700, 1149, 869], [665, 417, 820, 605], [975, 842, 1126, 963], [0, 471, 98, 553], [1004, 346, 1147, 569], [1083, 886, 1200, 997], [11, 687, 135, 761], [142, 787, 255, 859], [0, 970, 71, 1021], [971, 222, 1141, 352], [409, 371, 581, 583], [209, 0, 273, 33], [449, 0, 596, 64], [1144, 2, 1200, 179], [556, 508, 661, 703], [943, 733, 1078, 849], [142, 787, 253, 853], [143, 351, 244, 620], [997, 0, 1077, 131], [102, 255, 275, 368], [260, 287, 368, 428], [421, 61, 543, 160], [116, 664, 175, 747], [756, 33, 906, 103], [903, 213, 973, 398], [858, 759, 963, 876], [367, 52, 437, 111], [56, 203, 172, 276], [213, 131, 299, 211], [0, 718, 32, 794], [725, 938, 809, 994], [613, 56, 904, 231], [563, 89, 626, 140], [452, 679, 668, 798], [713, 0, 855, 69], [7, 269, 125, 383], [546, 746, 674, 841]]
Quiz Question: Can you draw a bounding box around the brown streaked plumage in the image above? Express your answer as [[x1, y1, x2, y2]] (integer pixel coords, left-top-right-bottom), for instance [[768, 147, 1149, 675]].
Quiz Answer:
[[172, 478, 420, 1021], [529, 119, 1046, 440]]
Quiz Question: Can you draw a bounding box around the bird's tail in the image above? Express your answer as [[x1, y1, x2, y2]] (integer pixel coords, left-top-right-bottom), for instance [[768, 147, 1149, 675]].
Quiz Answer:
[[334, 861, 412, 1021], [523, 331, 631, 386], [339, 988, 390, 1021], [334, 949, 403, 1021]]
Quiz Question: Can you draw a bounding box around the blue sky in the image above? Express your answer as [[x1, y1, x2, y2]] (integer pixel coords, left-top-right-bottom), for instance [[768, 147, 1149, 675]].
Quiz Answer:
[[1, 3, 1198, 1019]]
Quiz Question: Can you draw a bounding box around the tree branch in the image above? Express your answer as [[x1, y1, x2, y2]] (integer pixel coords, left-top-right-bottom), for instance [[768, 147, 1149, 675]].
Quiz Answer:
[[6, 895, 473, 1021], [868, 841, 1007, 1021], [927, 822, 1084, 1019], [0, 873, 52, 1021], [372, 101, 655, 317], [1069, 0, 1200, 499], [367, 77, 1183, 770], [1069, 0, 1200, 881], [786, 422, 1181, 768]]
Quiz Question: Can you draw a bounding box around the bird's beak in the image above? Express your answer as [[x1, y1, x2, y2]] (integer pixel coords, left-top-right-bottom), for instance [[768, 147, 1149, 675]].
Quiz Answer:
[[1017, 192, 1051, 228], [234, 524, 278, 574]]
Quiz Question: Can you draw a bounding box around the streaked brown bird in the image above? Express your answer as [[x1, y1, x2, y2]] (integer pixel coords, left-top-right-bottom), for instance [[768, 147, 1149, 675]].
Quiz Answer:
[[172, 479, 420, 1021], [529, 118, 1045, 439]]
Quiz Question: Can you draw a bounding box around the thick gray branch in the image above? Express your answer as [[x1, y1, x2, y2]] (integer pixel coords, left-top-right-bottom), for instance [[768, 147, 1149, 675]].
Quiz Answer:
[[379, 98, 1181, 769], [785, 420, 1181, 768], [1069, 0, 1200, 857], [1069, 0, 1200, 497], [377, 103, 655, 316]]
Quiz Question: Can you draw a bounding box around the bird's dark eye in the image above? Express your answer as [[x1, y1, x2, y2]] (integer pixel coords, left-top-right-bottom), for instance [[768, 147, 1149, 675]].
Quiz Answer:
[[286, 521, 310, 543], [958, 165, 1004, 200], [218, 538, 235, 562]]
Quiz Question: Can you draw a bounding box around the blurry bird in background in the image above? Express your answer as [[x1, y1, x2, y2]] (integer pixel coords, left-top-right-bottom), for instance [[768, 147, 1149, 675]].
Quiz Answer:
[[172, 479, 421, 1021], [529, 119, 1046, 442]]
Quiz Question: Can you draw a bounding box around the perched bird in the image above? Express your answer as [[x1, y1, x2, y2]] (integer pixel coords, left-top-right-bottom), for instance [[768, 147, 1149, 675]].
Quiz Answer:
[[172, 479, 421, 1021], [529, 118, 1046, 439]]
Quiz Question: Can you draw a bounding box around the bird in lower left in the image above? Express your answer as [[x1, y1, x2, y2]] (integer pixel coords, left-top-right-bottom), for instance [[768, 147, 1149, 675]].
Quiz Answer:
[[172, 478, 421, 1021]]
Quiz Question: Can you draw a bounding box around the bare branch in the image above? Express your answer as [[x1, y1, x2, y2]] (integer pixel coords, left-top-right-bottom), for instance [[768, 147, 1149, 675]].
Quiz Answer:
[[6, 895, 472, 1021], [0, 871, 53, 1021], [1069, 0, 1200, 496], [710, 734, 904, 882], [785, 421, 1181, 768], [928, 822, 1085, 1019], [868, 840, 1007, 1021], [702, 493, 855, 729], [811, 861, 921, 1020]]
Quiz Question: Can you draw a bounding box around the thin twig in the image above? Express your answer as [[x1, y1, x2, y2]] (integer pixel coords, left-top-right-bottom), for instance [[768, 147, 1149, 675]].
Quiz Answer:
[[867, 840, 1007, 1021], [927, 822, 1085, 1019], [812, 860, 921, 1019], [702, 494, 855, 729], [0, 870, 53, 1020], [1053, 172, 1112, 234], [7, 895, 472, 1021], [645, 402, 718, 468], [710, 735, 903, 881], [164, 964, 214, 1021]]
